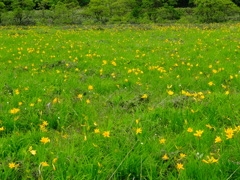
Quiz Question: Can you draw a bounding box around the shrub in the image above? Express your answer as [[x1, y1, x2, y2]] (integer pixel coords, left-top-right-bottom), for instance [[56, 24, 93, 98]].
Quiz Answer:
[[194, 0, 240, 23]]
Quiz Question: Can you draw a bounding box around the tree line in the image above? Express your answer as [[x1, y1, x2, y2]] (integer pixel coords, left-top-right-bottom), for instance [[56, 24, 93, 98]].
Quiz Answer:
[[0, 0, 239, 25]]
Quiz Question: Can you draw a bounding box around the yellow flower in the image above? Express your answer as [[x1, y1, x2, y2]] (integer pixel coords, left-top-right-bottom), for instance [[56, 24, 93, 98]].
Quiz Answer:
[[206, 124, 214, 129], [226, 133, 233, 139], [225, 128, 234, 134], [30, 103, 35, 107], [135, 128, 142, 134], [9, 163, 20, 169], [208, 82, 214, 86], [111, 61, 117, 66], [159, 139, 166, 144], [94, 129, 100, 133], [102, 131, 110, 137], [167, 90, 174, 95], [136, 119, 140, 124], [202, 156, 218, 164], [52, 158, 58, 171], [234, 126, 240, 132], [194, 130, 204, 137], [52, 158, 58, 163], [179, 153, 187, 158], [0, 126, 5, 131], [40, 137, 50, 144], [176, 163, 184, 170], [77, 94, 83, 98], [102, 60, 107, 65], [225, 128, 234, 139], [86, 99, 91, 104], [28, 146, 37, 155], [52, 98, 59, 104], [162, 154, 169, 160], [10, 108, 20, 114], [88, 85, 93, 90], [141, 94, 148, 99], [214, 136, 222, 143], [40, 161, 50, 167], [30, 150, 37, 155], [42, 121, 48, 126], [18, 102, 23, 105], [15, 89, 20, 95], [187, 128, 193, 132]]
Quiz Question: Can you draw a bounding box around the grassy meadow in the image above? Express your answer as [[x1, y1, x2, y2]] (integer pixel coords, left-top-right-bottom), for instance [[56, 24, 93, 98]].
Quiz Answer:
[[0, 24, 240, 179]]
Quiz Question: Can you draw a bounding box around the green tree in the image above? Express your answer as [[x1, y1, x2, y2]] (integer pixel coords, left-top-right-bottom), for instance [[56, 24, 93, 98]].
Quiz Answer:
[[12, 0, 35, 10], [194, 0, 240, 22], [88, 0, 111, 22], [110, 0, 136, 22], [0, 1, 5, 24], [11, 0, 34, 25], [231, 0, 240, 6], [51, 1, 79, 24], [77, 0, 89, 6]]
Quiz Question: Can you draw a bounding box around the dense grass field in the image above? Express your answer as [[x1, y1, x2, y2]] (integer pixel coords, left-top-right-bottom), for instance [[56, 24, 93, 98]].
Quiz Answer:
[[0, 24, 239, 179]]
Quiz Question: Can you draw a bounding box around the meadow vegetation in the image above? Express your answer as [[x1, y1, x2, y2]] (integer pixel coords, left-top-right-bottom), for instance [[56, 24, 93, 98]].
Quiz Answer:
[[0, 24, 240, 179], [0, 0, 239, 25]]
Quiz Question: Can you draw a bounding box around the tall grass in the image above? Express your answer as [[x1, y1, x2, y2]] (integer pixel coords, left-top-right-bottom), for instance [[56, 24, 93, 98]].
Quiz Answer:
[[0, 24, 239, 179]]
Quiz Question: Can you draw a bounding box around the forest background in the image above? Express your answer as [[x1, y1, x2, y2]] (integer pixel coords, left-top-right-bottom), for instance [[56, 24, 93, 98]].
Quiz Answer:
[[0, 0, 239, 25]]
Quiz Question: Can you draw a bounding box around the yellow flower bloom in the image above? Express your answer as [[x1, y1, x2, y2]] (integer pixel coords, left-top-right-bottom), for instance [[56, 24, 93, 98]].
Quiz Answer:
[[77, 94, 83, 98], [206, 124, 214, 129], [136, 119, 140, 124], [162, 154, 169, 160], [202, 156, 218, 164], [10, 108, 20, 114], [40, 161, 50, 167], [102, 60, 107, 65], [94, 129, 100, 133], [86, 99, 91, 104], [0, 126, 5, 131], [52, 158, 58, 163], [52, 98, 59, 104], [225, 128, 234, 139], [176, 163, 184, 170], [225, 128, 234, 134], [226, 133, 234, 139], [187, 128, 193, 132], [135, 128, 142, 134], [9, 163, 20, 169], [179, 153, 187, 158], [102, 131, 110, 137], [15, 89, 20, 95], [40, 137, 50, 144], [28, 146, 37, 155], [167, 90, 174, 95], [208, 82, 214, 86], [141, 94, 148, 99], [194, 130, 204, 137], [159, 139, 166, 144], [42, 121, 49, 126], [88, 85, 93, 90], [214, 136, 222, 143], [30, 150, 37, 155]]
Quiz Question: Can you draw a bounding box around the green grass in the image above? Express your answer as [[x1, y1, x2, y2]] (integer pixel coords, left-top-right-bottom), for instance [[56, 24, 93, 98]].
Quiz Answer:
[[0, 24, 240, 179]]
